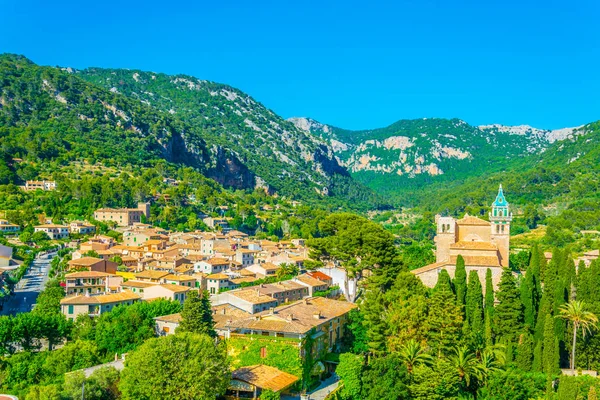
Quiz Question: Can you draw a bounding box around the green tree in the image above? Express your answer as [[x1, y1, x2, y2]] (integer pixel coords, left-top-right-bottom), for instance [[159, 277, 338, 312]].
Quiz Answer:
[[259, 389, 280, 400], [119, 333, 229, 399], [398, 339, 433, 374], [516, 332, 535, 371], [493, 268, 524, 345], [521, 260, 540, 332], [454, 255, 467, 310], [448, 345, 482, 388], [177, 290, 216, 338], [542, 314, 560, 374], [426, 287, 463, 356], [336, 353, 364, 400], [308, 213, 403, 300], [558, 300, 599, 370], [466, 270, 484, 335], [360, 354, 410, 400], [434, 269, 453, 293]]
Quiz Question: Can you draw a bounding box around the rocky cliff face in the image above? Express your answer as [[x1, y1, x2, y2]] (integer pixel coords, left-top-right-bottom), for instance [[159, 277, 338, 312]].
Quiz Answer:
[[290, 116, 580, 182], [79, 68, 359, 200]]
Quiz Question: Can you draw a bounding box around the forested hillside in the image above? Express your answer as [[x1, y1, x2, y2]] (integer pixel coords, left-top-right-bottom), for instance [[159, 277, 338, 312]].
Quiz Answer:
[[0, 54, 382, 209], [76, 66, 382, 207], [290, 116, 582, 201]]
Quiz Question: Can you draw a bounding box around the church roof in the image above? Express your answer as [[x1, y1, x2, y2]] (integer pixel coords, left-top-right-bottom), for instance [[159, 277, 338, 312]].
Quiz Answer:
[[449, 255, 501, 267], [450, 241, 498, 250], [493, 184, 508, 207], [456, 215, 490, 226]]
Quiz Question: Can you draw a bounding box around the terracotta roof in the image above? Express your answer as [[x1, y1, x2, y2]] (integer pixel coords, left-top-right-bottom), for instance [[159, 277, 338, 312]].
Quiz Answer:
[[35, 224, 68, 229], [412, 255, 502, 275], [450, 255, 501, 267], [231, 365, 299, 392], [307, 271, 332, 281], [154, 313, 182, 323], [60, 290, 140, 305], [295, 275, 327, 288], [230, 289, 278, 305], [121, 280, 155, 289], [135, 270, 170, 280], [68, 257, 104, 266], [207, 273, 230, 280], [204, 257, 230, 265], [212, 304, 251, 329], [65, 271, 113, 278], [227, 297, 356, 335], [411, 261, 450, 275], [164, 274, 195, 281], [450, 241, 498, 250], [456, 215, 490, 226], [151, 284, 191, 293], [230, 277, 258, 285], [259, 262, 279, 272]]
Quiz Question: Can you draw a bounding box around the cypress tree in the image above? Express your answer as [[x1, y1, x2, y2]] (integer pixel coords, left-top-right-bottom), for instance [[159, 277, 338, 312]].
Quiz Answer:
[[542, 314, 559, 374], [484, 268, 495, 346], [178, 290, 216, 338], [454, 255, 467, 310], [516, 332, 534, 371], [485, 268, 494, 313], [521, 261, 540, 332], [532, 340, 543, 372], [434, 269, 453, 293], [494, 268, 524, 344], [466, 270, 484, 333]]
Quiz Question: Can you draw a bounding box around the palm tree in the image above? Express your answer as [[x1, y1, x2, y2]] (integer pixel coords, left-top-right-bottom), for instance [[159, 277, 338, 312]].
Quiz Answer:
[[558, 300, 599, 370], [398, 340, 434, 374], [478, 347, 504, 383], [449, 346, 482, 387]]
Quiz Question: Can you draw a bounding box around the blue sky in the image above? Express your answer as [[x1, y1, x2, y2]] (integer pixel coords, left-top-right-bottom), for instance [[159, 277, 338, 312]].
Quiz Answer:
[[1, 0, 599, 130]]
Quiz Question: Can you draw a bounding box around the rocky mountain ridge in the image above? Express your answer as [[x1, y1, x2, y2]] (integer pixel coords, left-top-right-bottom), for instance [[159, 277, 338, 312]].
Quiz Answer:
[[289, 116, 582, 181]]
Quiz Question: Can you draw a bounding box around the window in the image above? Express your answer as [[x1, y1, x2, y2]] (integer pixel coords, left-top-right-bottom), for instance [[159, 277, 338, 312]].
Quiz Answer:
[[68, 305, 74, 314]]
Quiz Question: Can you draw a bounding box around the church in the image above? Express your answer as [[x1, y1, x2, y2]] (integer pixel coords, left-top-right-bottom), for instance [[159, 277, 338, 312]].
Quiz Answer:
[[412, 185, 512, 290]]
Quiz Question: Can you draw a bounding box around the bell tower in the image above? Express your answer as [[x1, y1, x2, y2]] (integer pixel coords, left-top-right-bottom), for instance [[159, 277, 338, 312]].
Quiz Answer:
[[434, 215, 456, 263], [489, 184, 512, 267]]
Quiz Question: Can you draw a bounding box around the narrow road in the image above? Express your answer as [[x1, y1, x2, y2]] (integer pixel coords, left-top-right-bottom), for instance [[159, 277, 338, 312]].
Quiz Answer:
[[1, 251, 56, 315]]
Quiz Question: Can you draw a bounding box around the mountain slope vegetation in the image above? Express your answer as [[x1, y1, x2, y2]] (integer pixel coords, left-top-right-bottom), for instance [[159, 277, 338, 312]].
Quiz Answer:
[[0, 54, 384, 209], [290, 116, 581, 201], [76, 66, 382, 207]]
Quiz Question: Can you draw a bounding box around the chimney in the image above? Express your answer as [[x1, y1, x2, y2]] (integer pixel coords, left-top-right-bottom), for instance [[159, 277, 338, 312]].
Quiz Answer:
[[313, 312, 321, 320], [286, 314, 294, 322], [269, 307, 275, 314]]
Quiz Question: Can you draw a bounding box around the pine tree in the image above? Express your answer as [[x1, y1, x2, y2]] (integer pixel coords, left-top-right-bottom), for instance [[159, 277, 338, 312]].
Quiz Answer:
[[542, 314, 559, 374], [178, 290, 216, 338], [454, 255, 467, 311], [516, 332, 534, 371], [494, 268, 524, 344], [466, 270, 484, 334], [434, 269, 453, 293]]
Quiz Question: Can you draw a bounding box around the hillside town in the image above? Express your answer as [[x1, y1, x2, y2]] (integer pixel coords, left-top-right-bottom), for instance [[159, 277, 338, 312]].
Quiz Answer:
[[18, 202, 356, 399]]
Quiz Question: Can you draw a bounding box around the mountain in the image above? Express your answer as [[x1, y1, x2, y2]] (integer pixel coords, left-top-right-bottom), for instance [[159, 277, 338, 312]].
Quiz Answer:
[[289, 116, 581, 200], [0, 54, 382, 209]]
